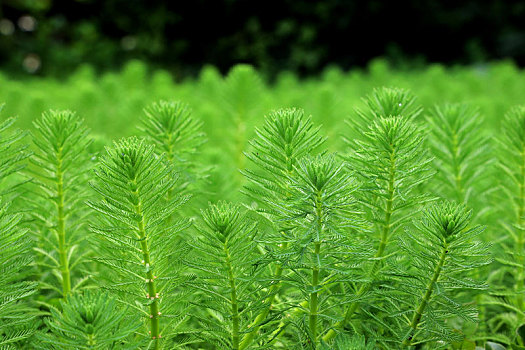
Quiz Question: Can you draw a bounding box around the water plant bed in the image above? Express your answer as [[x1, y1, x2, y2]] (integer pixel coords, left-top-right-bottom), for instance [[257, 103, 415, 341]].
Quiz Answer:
[[1, 62, 525, 349]]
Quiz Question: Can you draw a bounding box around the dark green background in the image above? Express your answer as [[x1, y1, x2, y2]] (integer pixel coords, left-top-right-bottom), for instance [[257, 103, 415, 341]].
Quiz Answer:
[[1, 0, 524, 78]]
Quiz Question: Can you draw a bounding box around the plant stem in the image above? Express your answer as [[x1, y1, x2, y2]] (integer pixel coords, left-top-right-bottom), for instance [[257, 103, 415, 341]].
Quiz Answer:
[[165, 134, 175, 202], [224, 242, 240, 350], [239, 242, 288, 350], [451, 133, 465, 203], [87, 333, 95, 346], [402, 244, 447, 347], [240, 165, 295, 349], [309, 191, 324, 343], [56, 149, 71, 298], [310, 241, 321, 341], [323, 149, 396, 342], [133, 183, 160, 349]]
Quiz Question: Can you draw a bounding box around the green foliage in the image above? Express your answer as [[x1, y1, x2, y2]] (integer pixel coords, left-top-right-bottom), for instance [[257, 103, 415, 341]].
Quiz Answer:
[[212, 65, 267, 198], [88, 137, 190, 349], [243, 108, 325, 218], [425, 103, 496, 344], [326, 91, 434, 340], [347, 114, 433, 247], [319, 334, 375, 350], [38, 291, 141, 349], [139, 100, 206, 196], [28, 110, 93, 301], [0, 108, 36, 349], [240, 108, 324, 349], [354, 87, 422, 122], [499, 106, 525, 234], [0, 203, 37, 349], [185, 201, 268, 349], [393, 202, 491, 346], [0, 109, 30, 199], [4, 65, 525, 349], [426, 104, 493, 210], [277, 154, 366, 347], [485, 106, 525, 346]]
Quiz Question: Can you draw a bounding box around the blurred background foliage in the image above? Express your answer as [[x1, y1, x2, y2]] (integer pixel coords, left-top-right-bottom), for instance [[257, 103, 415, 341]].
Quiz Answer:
[[1, 59, 524, 203], [1, 0, 525, 79]]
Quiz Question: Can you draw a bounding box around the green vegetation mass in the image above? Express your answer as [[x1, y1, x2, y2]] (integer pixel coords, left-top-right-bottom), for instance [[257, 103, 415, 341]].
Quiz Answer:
[[1, 59, 525, 349]]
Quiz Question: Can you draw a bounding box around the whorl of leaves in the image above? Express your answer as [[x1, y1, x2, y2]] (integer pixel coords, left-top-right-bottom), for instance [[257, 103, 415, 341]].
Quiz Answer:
[[272, 154, 368, 346], [426, 103, 493, 209], [499, 106, 525, 234], [347, 115, 434, 246], [29, 110, 93, 299], [38, 291, 141, 349], [486, 106, 525, 344], [354, 87, 422, 123], [0, 107, 36, 349], [243, 108, 325, 221], [185, 201, 268, 349], [283, 154, 363, 244], [88, 137, 190, 348], [391, 202, 491, 346], [140, 100, 205, 194], [322, 89, 433, 343], [0, 202, 37, 350], [0, 107, 30, 198]]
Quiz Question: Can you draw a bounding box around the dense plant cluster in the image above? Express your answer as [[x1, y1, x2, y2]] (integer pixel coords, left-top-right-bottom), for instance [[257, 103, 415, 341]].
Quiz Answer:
[[1, 66, 525, 349]]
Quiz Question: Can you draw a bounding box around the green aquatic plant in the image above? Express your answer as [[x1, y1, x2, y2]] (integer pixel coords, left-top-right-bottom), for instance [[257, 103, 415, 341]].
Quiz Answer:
[[88, 137, 190, 349], [185, 202, 267, 349], [139, 100, 206, 196], [241, 108, 324, 349], [0, 109, 36, 348], [279, 154, 365, 348], [324, 90, 433, 341], [0, 79, 509, 349], [485, 106, 525, 347], [29, 110, 93, 300], [37, 291, 141, 349], [394, 202, 490, 347]]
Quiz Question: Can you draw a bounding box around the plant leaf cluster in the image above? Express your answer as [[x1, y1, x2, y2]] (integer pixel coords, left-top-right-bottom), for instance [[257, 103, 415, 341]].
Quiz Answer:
[[0, 86, 513, 350]]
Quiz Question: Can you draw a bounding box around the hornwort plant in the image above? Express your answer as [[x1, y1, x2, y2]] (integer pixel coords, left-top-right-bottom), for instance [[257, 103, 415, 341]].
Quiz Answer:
[[184, 201, 268, 349], [274, 154, 367, 348], [241, 108, 325, 348], [0, 108, 37, 349], [425, 103, 494, 212], [139, 100, 206, 197], [28, 110, 93, 303], [485, 106, 525, 347], [322, 88, 434, 342], [0, 88, 503, 349], [88, 137, 191, 349], [425, 103, 495, 343], [36, 291, 141, 349], [391, 202, 491, 347]]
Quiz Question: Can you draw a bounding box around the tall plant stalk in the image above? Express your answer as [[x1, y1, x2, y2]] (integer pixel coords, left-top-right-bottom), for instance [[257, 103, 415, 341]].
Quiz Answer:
[[186, 202, 263, 349], [282, 154, 362, 347], [0, 110, 36, 347], [88, 137, 190, 347], [402, 244, 447, 346], [395, 202, 490, 346], [30, 110, 92, 299], [324, 114, 432, 342], [241, 108, 324, 348], [55, 159, 70, 296], [498, 106, 525, 318]]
